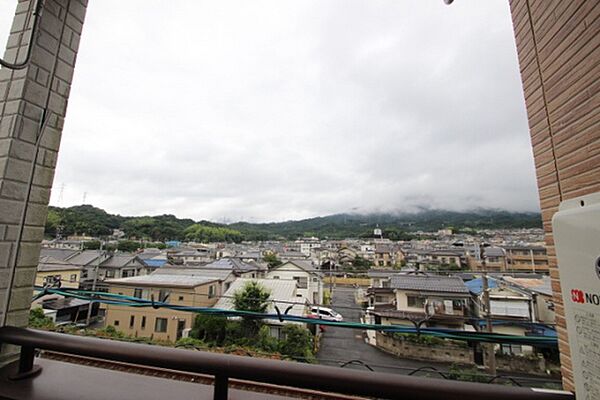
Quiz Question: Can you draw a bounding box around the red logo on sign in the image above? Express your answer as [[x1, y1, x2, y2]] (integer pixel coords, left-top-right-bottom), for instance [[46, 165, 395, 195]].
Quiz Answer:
[[571, 289, 585, 304]]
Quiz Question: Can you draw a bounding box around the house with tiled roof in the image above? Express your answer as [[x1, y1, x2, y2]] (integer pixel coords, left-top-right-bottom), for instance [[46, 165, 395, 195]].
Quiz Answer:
[[368, 274, 471, 330]]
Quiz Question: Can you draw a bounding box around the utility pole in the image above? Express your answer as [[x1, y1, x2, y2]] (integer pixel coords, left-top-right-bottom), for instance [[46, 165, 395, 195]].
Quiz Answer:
[[85, 241, 104, 327], [480, 243, 496, 375]]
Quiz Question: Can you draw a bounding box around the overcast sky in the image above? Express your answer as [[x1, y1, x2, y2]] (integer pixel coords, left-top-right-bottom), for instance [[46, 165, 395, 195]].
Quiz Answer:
[[1, 0, 539, 222]]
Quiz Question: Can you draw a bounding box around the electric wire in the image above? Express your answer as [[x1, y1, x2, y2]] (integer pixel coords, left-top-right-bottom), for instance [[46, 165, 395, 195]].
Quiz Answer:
[[32, 287, 558, 347]]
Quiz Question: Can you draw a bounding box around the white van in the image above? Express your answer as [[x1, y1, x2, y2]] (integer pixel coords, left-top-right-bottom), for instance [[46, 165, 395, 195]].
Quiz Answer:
[[309, 306, 343, 322]]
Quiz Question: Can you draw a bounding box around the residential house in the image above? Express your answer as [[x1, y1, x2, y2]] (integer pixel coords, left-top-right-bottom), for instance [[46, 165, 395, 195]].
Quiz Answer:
[[465, 277, 539, 354], [267, 261, 323, 304], [202, 258, 267, 279], [36, 256, 83, 289], [65, 250, 110, 289], [168, 247, 213, 265], [152, 265, 237, 293], [373, 244, 394, 268], [337, 247, 358, 265], [213, 278, 306, 339], [503, 276, 555, 324], [105, 275, 222, 341], [100, 254, 146, 279], [369, 274, 471, 330], [484, 247, 508, 271]]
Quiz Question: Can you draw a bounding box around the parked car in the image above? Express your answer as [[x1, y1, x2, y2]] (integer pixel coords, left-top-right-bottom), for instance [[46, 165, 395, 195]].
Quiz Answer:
[[309, 306, 343, 322]]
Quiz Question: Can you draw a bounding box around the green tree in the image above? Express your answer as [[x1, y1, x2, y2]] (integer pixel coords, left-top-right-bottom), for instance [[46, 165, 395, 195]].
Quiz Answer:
[[183, 224, 244, 243], [263, 253, 282, 268], [117, 240, 141, 252], [233, 281, 270, 336], [351, 256, 371, 270]]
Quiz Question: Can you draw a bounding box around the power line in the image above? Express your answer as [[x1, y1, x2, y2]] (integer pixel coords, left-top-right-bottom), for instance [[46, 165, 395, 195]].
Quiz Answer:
[[32, 287, 558, 347]]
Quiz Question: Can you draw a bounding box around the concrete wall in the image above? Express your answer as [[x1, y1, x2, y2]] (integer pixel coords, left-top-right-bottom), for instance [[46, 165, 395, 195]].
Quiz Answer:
[[508, 0, 599, 391], [0, 0, 88, 365], [375, 331, 474, 365]]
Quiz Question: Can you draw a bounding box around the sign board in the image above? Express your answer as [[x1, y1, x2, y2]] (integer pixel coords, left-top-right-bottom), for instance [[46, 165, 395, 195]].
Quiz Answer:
[[553, 192, 600, 399]]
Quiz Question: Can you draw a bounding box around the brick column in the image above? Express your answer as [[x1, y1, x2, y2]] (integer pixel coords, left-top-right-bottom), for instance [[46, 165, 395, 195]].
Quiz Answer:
[[0, 0, 87, 365], [509, 0, 599, 392]]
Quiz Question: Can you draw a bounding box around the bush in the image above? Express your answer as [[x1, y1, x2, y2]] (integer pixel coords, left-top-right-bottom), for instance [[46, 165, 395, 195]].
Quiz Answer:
[[447, 364, 489, 383], [257, 325, 279, 353], [28, 308, 55, 329], [279, 325, 314, 362], [190, 314, 227, 345], [175, 337, 207, 350]]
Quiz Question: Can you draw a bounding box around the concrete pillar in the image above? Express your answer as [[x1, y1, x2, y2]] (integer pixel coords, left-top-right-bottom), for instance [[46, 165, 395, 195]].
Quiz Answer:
[[0, 0, 88, 365]]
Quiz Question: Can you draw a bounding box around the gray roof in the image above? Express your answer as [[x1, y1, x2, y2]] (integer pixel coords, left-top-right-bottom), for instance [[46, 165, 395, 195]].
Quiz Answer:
[[37, 256, 82, 272], [389, 275, 469, 294], [100, 254, 141, 268], [67, 250, 104, 266], [151, 267, 232, 280], [214, 278, 305, 320], [275, 260, 317, 272], [40, 248, 80, 261], [485, 247, 506, 257], [202, 258, 259, 273], [106, 274, 218, 288]]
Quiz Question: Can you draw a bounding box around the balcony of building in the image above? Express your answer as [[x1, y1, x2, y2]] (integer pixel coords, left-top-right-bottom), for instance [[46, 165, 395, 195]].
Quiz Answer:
[[0, 326, 574, 400]]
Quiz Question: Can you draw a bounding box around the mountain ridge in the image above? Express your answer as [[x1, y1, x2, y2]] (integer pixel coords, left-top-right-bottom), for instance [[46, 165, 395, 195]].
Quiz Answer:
[[45, 204, 542, 242]]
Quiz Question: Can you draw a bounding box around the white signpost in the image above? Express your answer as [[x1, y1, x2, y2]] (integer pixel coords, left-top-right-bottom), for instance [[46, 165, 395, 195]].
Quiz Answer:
[[554, 192, 600, 400]]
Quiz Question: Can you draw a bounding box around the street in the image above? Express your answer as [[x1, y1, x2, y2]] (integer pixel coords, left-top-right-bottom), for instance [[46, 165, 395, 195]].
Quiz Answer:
[[317, 287, 453, 375]]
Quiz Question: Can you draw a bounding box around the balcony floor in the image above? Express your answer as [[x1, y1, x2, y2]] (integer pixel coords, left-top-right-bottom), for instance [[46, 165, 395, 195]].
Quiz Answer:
[[0, 358, 292, 400]]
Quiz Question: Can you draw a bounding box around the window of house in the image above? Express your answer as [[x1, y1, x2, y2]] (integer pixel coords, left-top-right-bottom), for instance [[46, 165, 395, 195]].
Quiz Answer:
[[155, 318, 168, 333], [133, 288, 143, 299], [114, 320, 120, 326], [375, 296, 384, 303], [122, 269, 135, 278], [158, 289, 170, 303], [208, 285, 216, 298], [178, 296, 184, 301], [312, 277, 318, 282], [105, 270, 115, 278], [69, 274, 77, 282], [129, 315, 135, 328], [407, 296, 426, 308], [141, 316, 146, 329], [293, 276, 308, 289], [501, 344, 522, 355], [273, 276, 279, 279]]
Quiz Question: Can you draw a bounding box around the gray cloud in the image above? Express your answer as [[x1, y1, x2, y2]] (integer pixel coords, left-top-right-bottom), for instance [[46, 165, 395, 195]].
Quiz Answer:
[[0, 0, 539, 222]]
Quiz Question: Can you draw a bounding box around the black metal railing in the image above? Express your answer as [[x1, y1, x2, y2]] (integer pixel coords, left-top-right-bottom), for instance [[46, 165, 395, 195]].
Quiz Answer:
[[0, 326, 574, 400]]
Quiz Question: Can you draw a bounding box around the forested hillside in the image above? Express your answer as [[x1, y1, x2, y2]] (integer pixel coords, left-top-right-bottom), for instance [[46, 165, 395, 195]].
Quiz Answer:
[[45, 205, 542, 242]]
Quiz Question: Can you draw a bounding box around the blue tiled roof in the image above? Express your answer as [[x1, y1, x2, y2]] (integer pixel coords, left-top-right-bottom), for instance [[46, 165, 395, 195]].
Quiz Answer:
[[143, 259, 167, 268], [464, 277, 499, 295]]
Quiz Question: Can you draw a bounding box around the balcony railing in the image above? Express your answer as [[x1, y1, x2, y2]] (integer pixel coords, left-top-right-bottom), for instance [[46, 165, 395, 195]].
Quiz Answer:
[[0, 326, 574, 400]]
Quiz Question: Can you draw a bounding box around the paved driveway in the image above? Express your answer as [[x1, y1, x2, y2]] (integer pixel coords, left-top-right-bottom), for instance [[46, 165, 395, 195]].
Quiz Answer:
[[316, 286, 452, 375]]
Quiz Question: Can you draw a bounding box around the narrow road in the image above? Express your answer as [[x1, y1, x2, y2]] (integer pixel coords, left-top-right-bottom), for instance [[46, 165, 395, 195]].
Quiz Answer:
[[317, 287, 453, 375]]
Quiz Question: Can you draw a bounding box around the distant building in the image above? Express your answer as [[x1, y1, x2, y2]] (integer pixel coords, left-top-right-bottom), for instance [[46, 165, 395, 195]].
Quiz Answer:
[[503, 245, 549, 272]]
